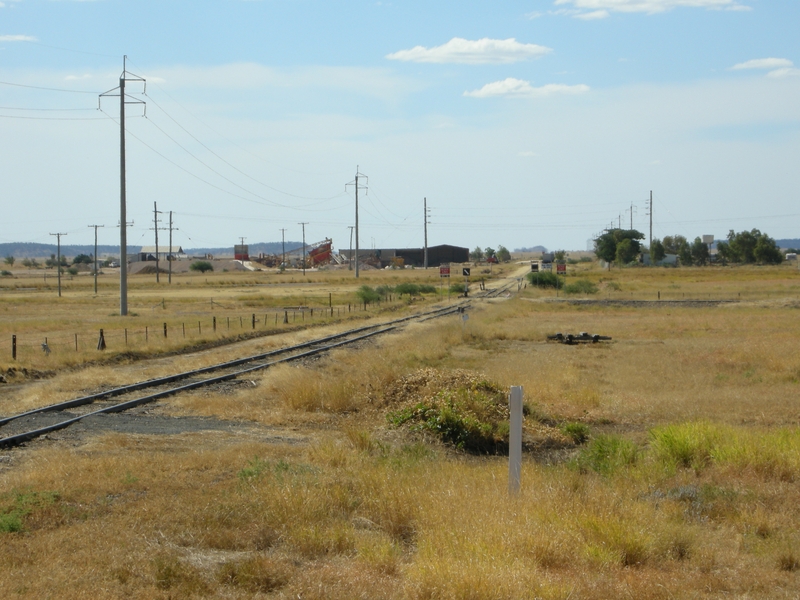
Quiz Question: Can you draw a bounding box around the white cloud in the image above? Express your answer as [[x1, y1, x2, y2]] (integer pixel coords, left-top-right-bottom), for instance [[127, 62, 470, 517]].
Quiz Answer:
[[464, 78, 590, 99], [767, 68, 800, 79], [386, 37, 551, 65], [731, 58, 793, 71], [0, 34, 37, 42], [729, 58, 800, 79], [553, 0, 750, 16], [575, 9, 610, 19]]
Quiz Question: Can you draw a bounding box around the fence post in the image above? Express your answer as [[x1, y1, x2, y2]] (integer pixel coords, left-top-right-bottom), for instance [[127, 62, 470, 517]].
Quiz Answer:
[[508, 386, 523, 494], [145, 326, 148, 342], [183, 323, 186, 338], [213, 316, 216, 332], [198, 321, 201, 334], [124, 329, 127, 345], [75, 333, 78, 352], [97, 329, 106, 351], [12, 335, 16, 360], [252, 313, 256, 329], [240, 316, 243, 328], [283, 310, 288, 324], [163, 323, 168, 338]]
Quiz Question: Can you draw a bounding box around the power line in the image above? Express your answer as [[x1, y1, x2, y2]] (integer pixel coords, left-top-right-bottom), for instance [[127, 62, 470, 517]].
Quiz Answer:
[[0, 80, 100, 94]]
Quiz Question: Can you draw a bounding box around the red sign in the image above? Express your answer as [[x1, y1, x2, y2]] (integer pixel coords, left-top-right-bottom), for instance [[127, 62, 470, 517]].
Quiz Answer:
[[439, 265, 450, 277], [556, 263, 566, 274]]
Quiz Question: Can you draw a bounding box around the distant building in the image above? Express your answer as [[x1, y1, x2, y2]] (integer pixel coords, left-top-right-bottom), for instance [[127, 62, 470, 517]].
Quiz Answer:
[[339, 244, 468, 267], [137, 246, 186, 262]]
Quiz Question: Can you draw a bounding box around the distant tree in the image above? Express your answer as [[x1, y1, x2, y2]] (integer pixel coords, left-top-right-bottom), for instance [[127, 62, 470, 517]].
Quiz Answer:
[[677, 238, 692, 266], [496, 245, 511, 262], [484, 247, 496, 261], [615, 239, 637, 264], [72, 254, 93, 265], [754, 234, 783, 265], [470, 246, 485, 262], [650, 239, 666, 263], [190, 260, 214, 273], [719, 229, 783, 265], [4, 256, 14, 266], [22, 258, 39, 269], [67, 267, 79, 276], [662, 235, 687, 256], [594, 229, 645, 265], [728, 229, 758, 263], [554, 250, 567, 263], [690, 237, 710, 266]]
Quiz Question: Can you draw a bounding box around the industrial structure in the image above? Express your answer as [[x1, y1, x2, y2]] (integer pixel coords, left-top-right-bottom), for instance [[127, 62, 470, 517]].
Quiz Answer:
[[339, 244, 468, 268]]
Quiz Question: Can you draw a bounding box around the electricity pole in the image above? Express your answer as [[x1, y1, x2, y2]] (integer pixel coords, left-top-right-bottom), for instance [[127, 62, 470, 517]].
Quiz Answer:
[[88, 224, 104, 295], [279, 228, 286, 268], [627, 202, 637, 231], [298, 222, 308, 275], [50, 232, 66, 297], [345, 167, 368, 278], [646, 190, 653, 248], [99, 56, 146, 316], [347, 226, 354, 270], [168, 211, 178, 284], [424, 197, 429, 269], [151, 201, 165, 283]]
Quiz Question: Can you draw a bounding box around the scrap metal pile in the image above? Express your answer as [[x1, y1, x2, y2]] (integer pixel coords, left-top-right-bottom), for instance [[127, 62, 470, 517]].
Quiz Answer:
[[547, 332, 612, 345]]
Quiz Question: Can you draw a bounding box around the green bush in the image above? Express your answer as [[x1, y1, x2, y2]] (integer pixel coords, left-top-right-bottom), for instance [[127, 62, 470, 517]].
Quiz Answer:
[[563, 279, 599, 295], [395, 282, 420, 296], [355, 285, 381, 304], [573, 435, 639, 475], [526, 271, 559, 288], [0, 270, 12, 277], [375, 284, 394, 298], [450, 282, 467, 294], [388, 382, 510, 454], [418, 284, 437, 294], [561, 422, 590, 444], [190, 261, 214, 273]]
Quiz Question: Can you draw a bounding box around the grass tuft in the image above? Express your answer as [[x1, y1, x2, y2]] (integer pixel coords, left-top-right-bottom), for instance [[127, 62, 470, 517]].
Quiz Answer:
[[573, 434, 639, 475]]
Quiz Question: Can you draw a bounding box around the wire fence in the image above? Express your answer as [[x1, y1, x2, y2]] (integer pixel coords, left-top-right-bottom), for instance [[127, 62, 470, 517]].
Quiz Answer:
[[7, 301, 379, 364]]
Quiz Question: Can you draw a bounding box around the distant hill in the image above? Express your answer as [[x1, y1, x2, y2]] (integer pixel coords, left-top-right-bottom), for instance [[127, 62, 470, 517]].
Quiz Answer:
[[514, 245, 548, 253], [0, 241, 305, 259], [776, 239, 800, 249]]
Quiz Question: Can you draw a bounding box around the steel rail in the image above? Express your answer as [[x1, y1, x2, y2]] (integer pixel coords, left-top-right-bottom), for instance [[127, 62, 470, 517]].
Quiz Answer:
[[0, 304, 465, 448], [0, 303, 460, 429]]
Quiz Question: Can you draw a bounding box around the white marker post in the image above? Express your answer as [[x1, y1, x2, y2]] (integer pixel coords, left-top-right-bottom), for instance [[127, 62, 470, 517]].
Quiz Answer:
[[508, 386, 523, 494]]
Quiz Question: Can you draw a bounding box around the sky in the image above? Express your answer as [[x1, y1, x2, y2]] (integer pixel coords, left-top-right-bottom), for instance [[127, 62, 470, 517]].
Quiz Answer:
[[1, 0, 799, 254]]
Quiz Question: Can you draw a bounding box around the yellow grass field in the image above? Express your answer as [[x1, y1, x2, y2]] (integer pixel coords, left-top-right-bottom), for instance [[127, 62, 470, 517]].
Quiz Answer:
[[1, 261, 800, 598]]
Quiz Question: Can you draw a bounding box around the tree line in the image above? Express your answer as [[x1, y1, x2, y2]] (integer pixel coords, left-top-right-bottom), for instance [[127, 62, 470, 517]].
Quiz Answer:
[[595, 228, 784, 266]]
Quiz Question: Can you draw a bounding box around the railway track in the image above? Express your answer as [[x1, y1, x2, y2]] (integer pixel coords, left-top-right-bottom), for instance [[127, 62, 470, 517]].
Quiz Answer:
[[0, 303, 467, 449]]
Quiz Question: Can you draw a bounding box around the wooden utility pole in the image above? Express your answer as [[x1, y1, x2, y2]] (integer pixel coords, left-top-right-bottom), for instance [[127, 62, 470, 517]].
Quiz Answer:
[[168, 211, 177, 284], [152, 202, 162, 283], [347, 226, 354, 271], [99, 56, 145, 316], [298, 222, 308, 275], [50, 232, 66, 297], [649, 190, 653, 249], [424, 197, 429, 269], [88, 224, 104, 294], [345, 167, 368, 278], [279, 228, 286, 267]]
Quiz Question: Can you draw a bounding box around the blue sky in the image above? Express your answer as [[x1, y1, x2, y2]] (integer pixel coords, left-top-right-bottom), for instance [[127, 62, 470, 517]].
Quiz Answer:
[[1, 0, 799, 253]]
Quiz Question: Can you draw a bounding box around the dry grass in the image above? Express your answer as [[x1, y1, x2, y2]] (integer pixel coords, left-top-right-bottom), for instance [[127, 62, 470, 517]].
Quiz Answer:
[[2, 264, 800, 597]]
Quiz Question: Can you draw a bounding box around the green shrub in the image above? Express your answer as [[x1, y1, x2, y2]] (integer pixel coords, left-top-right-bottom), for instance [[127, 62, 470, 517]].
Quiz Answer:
[[375, 284, 394, 298], [526, 271, 559, 288], [573, 435, 638, 475], [395, 282, 420, 296], [449, 282, 467, 294], [387, 382, 510, 454], [561, 422, 590, 444], [563, 279, 599, 295], [0, 270, 12, 277], [355, 285, 381, 304], [190, 260, 214, 273], [418, 284, 437, 294], [649, 422, 722, 470]]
